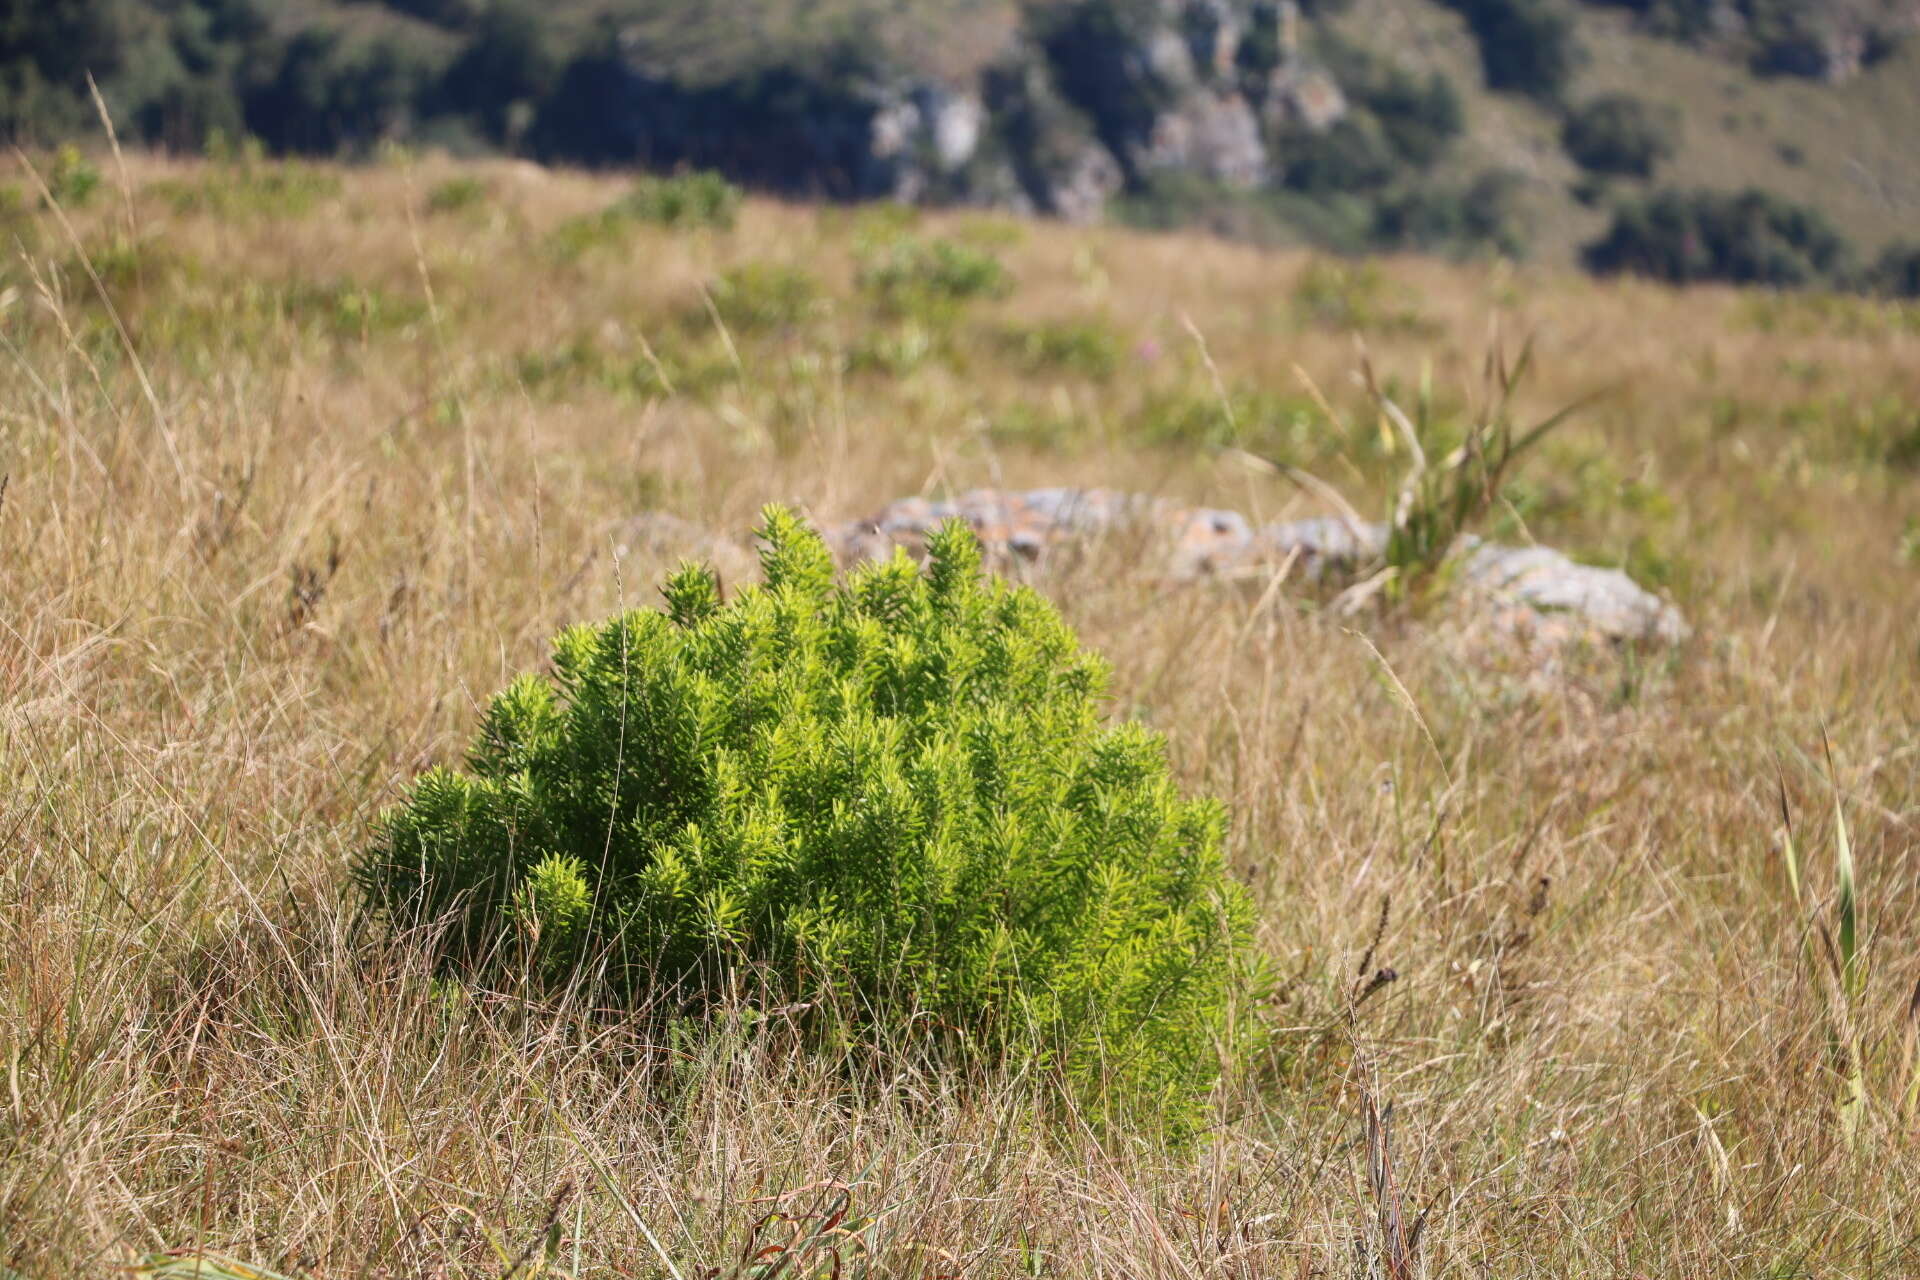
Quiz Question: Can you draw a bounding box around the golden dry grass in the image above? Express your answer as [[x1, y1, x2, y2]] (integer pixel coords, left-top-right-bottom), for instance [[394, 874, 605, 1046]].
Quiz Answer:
[[1, 151, 1917, 1277]]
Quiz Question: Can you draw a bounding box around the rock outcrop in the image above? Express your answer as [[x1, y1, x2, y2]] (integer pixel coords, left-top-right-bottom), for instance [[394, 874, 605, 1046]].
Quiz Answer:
[[824, 487, 1688, 646], [617, 487, 1689, 658], [555, 0, 1358, 223]]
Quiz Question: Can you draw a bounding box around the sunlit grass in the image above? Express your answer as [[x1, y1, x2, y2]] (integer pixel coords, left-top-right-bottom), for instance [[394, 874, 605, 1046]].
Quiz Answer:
[[0, 150, 1916, 1276]]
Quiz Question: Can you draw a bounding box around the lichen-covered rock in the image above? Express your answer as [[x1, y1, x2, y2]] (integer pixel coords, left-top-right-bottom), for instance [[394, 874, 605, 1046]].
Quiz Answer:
[[612, 485, 1687, 664], [824, 487, 1688, 646], [1461, 544, 1689, 643]]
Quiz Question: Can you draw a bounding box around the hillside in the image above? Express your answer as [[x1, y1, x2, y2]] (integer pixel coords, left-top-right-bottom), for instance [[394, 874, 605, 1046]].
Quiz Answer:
[[4, 0, 1919, 279], [1, 153, 1918, 1273]]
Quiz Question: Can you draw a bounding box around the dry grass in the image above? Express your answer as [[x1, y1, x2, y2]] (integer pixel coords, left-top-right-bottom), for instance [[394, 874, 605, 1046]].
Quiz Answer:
[[2, 150, 1918, 1278]]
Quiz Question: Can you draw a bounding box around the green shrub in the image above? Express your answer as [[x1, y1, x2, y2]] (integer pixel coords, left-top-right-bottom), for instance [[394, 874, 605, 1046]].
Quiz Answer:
[[148, 161, 342, 219], [1561, 94, 1679, 178], [1292, 258, 1437, 334], [996, 316, 1122, 379], [547, 173, 744, 262], [1114, 175, 1373, 253], [45, 145, 102, 208], [614, 171, 743, 230], [545, 209, 632, 262], [1867, 243, 1920, 300], [706, 262, 824, 334], [426, 176, 490, 215], [510, 334, 737, 401], [1583, 187, 1854, 287], [1440, 0, 1584, 101], [1371, 170, 1529, 259], [1129, 381, 1331, 458], [280, 278, 429, 340], [1314, 36, 1465, 169], [355, 510, 1258, 1130], [847, 322, 943, 377], [859, 237, 1013, 320], [1277, 116, 1398, 194]]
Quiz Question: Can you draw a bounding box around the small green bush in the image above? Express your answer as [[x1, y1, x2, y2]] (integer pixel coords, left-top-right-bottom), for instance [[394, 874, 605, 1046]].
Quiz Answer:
[[705, 262, 824, 334], [510, 334, 736, 401], [1867, 243, 1920, 300], [545, 209, 631, 262], [45, 145, 102, 208], [859, 237, 1013, 320], [1276, 116, 1399, 195], [1440, 0, 1583, 101], [847, 322, 943, 377], [149, 162, 342, 219], [1315, 36, 1465, 169], [614, 171, 742, 230], [1292, 258, 1437, 335], [355, 510, 1258, 1130], [1129, 381, 1331, 458], [1371, 170, 1529, 259], [1561, 94, 1679, 178], [1583, 187, 1854, 287], [548, 172, 744, 262], [996, 316, 1122, 379], [426, 176, 490, 215]]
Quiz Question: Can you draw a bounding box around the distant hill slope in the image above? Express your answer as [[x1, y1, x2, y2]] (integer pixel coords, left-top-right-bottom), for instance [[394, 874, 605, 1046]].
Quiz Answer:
[[1311, 0, 1920, 264], [3, 0, 1916, 281]]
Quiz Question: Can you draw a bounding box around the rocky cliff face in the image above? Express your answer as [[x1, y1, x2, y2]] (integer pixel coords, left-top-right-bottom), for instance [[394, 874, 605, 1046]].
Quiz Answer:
[[530, 0, 1913, 257], [580, 1, 1350, 224]]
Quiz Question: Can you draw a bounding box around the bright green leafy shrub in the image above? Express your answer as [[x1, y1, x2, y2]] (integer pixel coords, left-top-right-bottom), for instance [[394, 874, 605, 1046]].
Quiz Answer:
[[355, 509, 1258, 1129]]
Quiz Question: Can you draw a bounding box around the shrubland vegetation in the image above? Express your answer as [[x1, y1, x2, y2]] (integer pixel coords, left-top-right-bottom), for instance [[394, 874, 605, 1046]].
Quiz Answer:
[[1560, 92, 1678, 178], [2, 150, 1918, 1275], [359, 511, 1258, 1134], [3, 0, 1917, 277]]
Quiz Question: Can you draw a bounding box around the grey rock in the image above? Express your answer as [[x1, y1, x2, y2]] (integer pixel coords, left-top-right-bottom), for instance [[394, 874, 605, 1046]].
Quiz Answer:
[[1047, 141, 1127, 224], [1144, 91, 1271, 187], [1179, 0, 1245, 82], [1462, 544, 1691, 643], [1265, 63, 1348, 132], [1258, 517, 1386, 578], [825, 488, 1688, 646]]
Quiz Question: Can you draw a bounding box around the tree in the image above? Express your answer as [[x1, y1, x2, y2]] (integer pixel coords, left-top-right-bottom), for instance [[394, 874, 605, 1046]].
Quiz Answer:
[[434, 1, 554, 145], [1561, 93, 1679, 177], [0, 0, 128, 139], [1444, 0, 1584, 101], [1584, 187, 1854, 287]]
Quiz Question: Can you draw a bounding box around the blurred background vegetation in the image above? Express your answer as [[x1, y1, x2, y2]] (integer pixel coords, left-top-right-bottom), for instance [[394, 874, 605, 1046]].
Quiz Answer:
[[4, 0, 1917, 289]]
